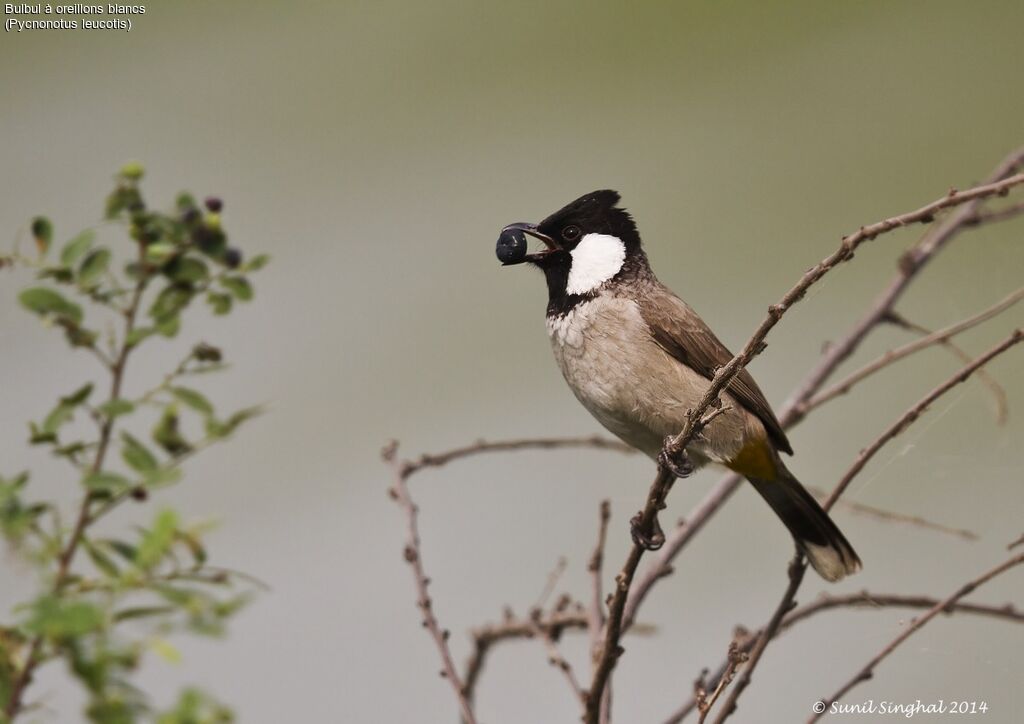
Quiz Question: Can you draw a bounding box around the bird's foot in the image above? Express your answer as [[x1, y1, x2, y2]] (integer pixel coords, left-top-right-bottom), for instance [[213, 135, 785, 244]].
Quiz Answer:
[[630, 510, 665, 550], [658, 440, 694, 479]]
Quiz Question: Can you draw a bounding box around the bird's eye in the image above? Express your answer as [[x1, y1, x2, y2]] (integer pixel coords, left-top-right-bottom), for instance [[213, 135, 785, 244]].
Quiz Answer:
[[562, 225, 582, 242]]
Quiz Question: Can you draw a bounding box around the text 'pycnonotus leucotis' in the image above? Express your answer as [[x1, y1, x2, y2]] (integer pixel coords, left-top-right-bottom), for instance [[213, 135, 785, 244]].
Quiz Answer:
[[498, 190, 861, 582]]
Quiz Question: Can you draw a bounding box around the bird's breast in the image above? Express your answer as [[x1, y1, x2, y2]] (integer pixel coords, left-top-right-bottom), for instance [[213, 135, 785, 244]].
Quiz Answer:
[[544, 294, 749, 462]]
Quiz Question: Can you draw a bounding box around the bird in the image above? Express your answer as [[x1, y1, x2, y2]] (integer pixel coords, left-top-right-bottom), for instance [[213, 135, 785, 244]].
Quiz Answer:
[[497, 190, 861, 582]]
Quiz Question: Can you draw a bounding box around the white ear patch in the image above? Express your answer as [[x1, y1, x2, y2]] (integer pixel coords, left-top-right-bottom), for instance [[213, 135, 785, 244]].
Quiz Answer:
[[566, 233, 626, 295]]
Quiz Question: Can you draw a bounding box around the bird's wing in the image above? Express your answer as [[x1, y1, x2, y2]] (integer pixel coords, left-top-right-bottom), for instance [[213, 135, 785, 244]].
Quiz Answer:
[[639, 287, 793, 454]]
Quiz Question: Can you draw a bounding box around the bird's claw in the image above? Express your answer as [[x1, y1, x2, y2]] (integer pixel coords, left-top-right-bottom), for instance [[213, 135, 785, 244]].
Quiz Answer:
[[630, 511, 665, 550], [658, 440, 694, 479]]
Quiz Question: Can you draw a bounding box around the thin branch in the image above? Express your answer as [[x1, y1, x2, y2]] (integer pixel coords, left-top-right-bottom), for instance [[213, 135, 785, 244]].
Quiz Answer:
[[824, 330, 1022, 511], [588, 500, 611, 665], [588, 500, 613, 724], [530, 618, 587, 706], [804, 287, 1024, 416], [1009, 533, 1024, 551], [709, 330, 1023, 723], [808, 552, 1024, 722], [401, 436, 634, 477], [533, 557, 568, 611], [811, 490, 977, 541], [384, 441, 478, 724], [709, 553, 806, 724], [888, 312, 1009, 425], [663, 591, 1023, 724], [697, 639, 748, 724], [963, 198, 1024, 227], [460, 608, 655, 708], [783, 591, 1024, 631]]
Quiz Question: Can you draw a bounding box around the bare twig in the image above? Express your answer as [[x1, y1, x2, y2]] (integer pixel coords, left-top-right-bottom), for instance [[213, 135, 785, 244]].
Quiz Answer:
[[588, 500, 613, 724], [1009, 533, 1024, 551], [530, 617, 587, 706], [402, 436, 634, 477], [461, 608, 655, 706], [533, 557, 568, 612], [664, 591, 1023, 723], [824, 330, 1022, 511], [811, 491, 977, 540], [384, 441, 478, 724], [709, 330, 1023, 723], [808, 552, 1024, 722], [588, 500, 612, 664], [804, 287, 1024, 417], [697, 640, 748, 724], [887, 312, 1009, 425]]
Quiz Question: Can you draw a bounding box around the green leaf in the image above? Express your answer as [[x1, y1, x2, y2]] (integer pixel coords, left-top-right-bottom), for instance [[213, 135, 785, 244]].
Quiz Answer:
[[176, 193, 197, 213], [121, 432, 158, 473], [143, 467, 182, 489], [83, 538, 121, 578], [153, 407, 191, 456], [206, 292, 232, 315], [125, 326, 155, 347], [220, 276, 253, 301], [156, 313, 181, 338], [165, 256, 208, 284], [98, 399, 135, 418], [54, 441, 89, 458], [145, 243, 177, 264], [31, 217, 52, 256], [135, 509, 179, 571], [113, 606, 176, 622], [42, 383, 93, 434], [176, 529, 208, 566], [64, 383, 95, 406], [26, 596, 104, 639], [102, 539, 138, 562], [244, 254, 270, 272], [171, 387, 213, 416], [206, 406, 262, 440], [77, 248, 111, 288], [149, 285, 193, 323], [60, 229, 95, 267], [19, 287, 83, 324], [83, 472, 131, 494], [28, 423, 58, 445]]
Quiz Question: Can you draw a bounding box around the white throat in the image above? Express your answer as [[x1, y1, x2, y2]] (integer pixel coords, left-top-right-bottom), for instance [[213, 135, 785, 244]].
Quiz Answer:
[[566, 233, 626, 295]]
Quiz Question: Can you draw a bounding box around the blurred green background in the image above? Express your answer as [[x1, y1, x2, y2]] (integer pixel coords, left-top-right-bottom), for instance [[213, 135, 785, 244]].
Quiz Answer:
[[2, 1, 1022, 721]]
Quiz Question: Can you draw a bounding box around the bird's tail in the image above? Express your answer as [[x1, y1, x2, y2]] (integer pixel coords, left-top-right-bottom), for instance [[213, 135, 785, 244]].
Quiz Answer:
[[745, 464, 862, 582]]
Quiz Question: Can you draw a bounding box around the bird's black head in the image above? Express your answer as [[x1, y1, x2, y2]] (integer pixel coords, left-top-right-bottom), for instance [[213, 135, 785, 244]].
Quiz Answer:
[[499, 190, 646, 313]]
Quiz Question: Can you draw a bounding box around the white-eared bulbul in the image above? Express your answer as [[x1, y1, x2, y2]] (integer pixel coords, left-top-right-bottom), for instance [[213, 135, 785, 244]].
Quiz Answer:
[[498, 190, 861, 582]]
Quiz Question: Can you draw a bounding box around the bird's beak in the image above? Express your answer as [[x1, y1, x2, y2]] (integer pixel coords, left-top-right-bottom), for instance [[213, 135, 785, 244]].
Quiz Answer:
[[501, 222, 557, 264]]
